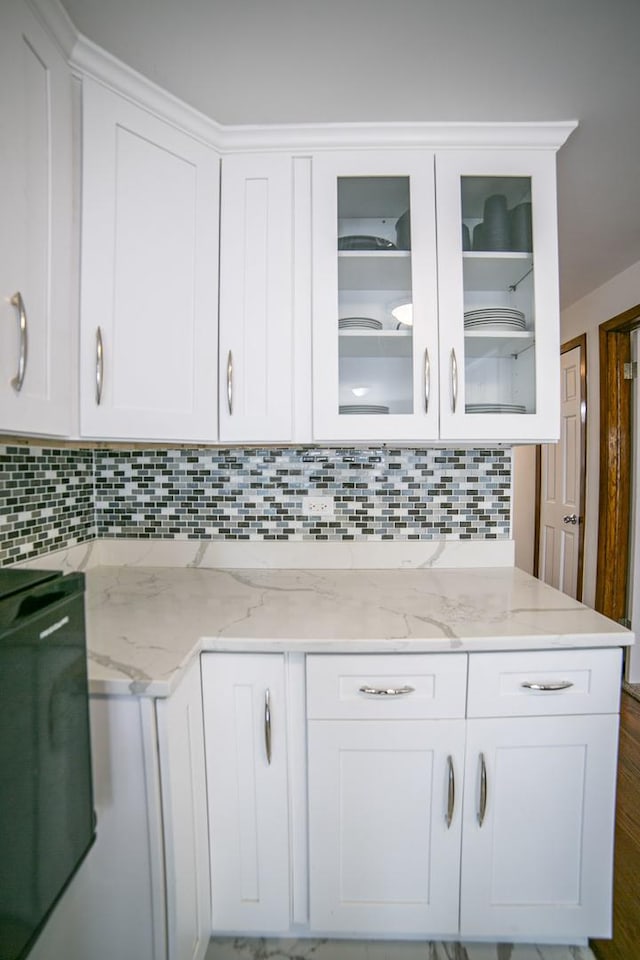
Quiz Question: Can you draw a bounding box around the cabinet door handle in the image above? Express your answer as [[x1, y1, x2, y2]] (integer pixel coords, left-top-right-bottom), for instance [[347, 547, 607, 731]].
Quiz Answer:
[[445, 755, 455, 828], [449, 348, 458, 413], [226, 350, 233, 415], [10, 292, 28, 392], [478, 752, 487, 827], [424, 347, 431, 413], [264, 688, 272, 765], [358, 684, 415, 697], [521, 680, 574, 692], [95, 326, 104, 405]]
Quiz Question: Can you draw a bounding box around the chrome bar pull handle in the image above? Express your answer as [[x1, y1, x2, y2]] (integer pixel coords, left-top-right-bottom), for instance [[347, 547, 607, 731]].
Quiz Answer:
[[10, 292, 28, 392], [264, 688, 272, 765], [424, 347, 431, 413], [478, 752, 487, 827], [226, 350, 233, 415], [445, 755, 455, 829], [358, 684, 415, 697], [95, 326, 104, 405], [521, 680, 574, 692], [450, 348, 458, 413]]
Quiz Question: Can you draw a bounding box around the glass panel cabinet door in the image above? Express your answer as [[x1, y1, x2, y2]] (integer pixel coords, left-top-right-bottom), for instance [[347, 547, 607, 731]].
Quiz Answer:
[[312, 152, 438, 441], [436, 151, 561, 443]]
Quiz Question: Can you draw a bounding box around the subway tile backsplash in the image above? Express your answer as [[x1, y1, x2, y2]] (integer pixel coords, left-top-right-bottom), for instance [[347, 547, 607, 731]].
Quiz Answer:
[[1, 445, 95, 566], [1, 445, 511, 566]]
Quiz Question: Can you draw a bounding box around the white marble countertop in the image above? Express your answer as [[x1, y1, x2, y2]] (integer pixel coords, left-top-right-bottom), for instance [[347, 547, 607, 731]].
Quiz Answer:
[[84, 565, 634, 697]]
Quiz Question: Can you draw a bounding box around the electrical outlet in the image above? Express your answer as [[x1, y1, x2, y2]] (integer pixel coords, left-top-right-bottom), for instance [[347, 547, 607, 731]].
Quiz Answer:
[[303, 496, 334, 516]]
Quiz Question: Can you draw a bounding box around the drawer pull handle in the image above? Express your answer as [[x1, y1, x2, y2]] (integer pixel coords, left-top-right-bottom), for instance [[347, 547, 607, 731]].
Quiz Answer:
[[450, 348, 458, 413], [358, 684, 415, 697], [521, 680, 574, 692], [424, 347, 431, 413], [10, 292, 28, 392], [445, 755, 455, 829], [264, 688, 272, 765], [478, 752, 487, 827]]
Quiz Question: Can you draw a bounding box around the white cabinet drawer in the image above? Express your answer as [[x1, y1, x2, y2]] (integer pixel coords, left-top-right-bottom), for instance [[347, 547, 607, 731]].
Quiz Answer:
[[467, 648, 622, 718], [306, 654, 467, 720]]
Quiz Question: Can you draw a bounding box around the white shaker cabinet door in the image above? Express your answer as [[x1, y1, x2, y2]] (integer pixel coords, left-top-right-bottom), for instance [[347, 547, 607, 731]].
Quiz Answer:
[[307, 718, 465, 936], [218, 153, 293, 441], [79, 78, 219, 441], [0, 0, 74, 437], [202, 653, 290, 934], [156, 658, 211, 960], [460, 713, 619, 941]]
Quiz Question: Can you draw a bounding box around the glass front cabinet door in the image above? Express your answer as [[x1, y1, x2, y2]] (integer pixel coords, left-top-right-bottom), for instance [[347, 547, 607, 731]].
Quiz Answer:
[[312, 148, 561, 444], [435, 150, 560, 443], [312, 151, 439, 441]]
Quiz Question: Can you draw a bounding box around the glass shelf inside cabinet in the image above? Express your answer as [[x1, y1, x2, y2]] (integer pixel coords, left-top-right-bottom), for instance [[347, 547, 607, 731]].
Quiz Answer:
[[461, 175, 536, 415], [336, 176, 414, 415]]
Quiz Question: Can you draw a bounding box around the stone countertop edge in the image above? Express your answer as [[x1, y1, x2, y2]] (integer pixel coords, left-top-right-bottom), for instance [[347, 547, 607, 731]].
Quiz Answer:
[[83, 565, 635, 699]]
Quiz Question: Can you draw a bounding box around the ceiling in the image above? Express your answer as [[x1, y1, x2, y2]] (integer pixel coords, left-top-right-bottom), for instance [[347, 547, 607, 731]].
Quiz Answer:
[[59, 0, 640, 310]]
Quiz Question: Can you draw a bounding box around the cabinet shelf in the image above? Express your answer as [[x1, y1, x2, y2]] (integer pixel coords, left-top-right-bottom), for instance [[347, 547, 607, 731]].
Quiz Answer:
[[464, 329, 534, 358], [338, 250, 412, 291], [463, 252, 533, 292], [338, 329, 412, 358]]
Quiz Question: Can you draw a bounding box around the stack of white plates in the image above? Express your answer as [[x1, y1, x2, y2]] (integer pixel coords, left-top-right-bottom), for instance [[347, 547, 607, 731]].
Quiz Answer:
[[339, 404, 389, 415], [463, 308, 526, 330], [338, 317, 383, 331], [465, 403, 526, 414]]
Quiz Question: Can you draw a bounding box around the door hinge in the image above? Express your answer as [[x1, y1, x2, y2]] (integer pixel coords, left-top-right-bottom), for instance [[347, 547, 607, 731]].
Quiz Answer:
[[623, 361, 638, 380], [618, 617, 632, 629]]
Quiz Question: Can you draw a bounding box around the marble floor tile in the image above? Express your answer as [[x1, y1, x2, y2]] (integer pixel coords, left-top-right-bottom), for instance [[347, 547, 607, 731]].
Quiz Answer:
[[204, 938, 596, 960]]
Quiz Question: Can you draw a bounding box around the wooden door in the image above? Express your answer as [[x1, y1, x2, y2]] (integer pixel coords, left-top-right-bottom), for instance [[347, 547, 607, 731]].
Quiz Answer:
[[80, 78, 219, 441], [538, 344, 584, 597], [201, 654, 290, 933], [460, 714, 619, 941], [307, 718, 465, 936]]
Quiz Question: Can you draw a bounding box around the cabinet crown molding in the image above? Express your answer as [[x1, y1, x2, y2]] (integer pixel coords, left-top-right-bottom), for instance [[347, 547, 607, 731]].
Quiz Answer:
[[70, 32, 578, 153]]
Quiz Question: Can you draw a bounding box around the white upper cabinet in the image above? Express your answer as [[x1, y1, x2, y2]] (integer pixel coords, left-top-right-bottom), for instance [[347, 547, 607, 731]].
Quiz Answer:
[[312, 150, 439, 442], [218, 154, 294, 442], [0, 0, 74, 437], [311, 145, 562, 444], [79, 78, 220, 441], [436, 150, 560, 443]]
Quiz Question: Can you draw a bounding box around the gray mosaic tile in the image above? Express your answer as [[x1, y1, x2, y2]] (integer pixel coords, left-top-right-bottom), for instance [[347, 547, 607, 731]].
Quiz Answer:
[[0, 445, 512, 565]]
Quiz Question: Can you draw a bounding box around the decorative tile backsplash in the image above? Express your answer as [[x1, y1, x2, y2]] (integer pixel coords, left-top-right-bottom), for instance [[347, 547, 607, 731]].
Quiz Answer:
[[0, 445, 95, 566], [0, 444, 511, 565]]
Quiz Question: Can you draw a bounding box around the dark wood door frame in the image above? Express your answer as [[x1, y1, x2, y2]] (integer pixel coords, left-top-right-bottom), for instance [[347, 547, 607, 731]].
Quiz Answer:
[[596, 303, 640, 620], [533, 334, 587, 601]]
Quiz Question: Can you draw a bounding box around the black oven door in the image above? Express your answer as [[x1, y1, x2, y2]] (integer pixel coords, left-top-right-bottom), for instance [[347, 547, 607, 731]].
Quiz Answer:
[[0, 572, 95, 960]]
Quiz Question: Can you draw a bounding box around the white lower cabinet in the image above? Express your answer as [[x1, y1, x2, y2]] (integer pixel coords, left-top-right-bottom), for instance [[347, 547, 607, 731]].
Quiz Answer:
[[201, 653, 292, 933], [202, 647, 622, 944]]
